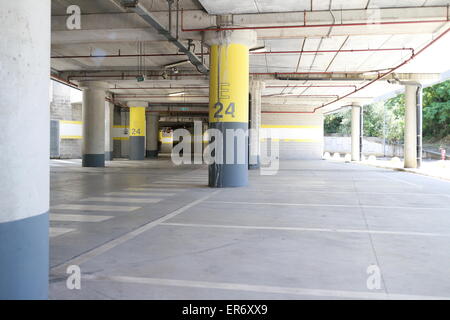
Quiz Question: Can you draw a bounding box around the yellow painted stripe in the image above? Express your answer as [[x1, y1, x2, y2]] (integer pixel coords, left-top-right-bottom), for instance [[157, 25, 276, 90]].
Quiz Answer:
[[60, 120, 82, 124], [113, 137, 129, 141], [130, 107, 146, 137], [261, 125, 320, 129], [61, 135, 82, 140], [209, 43, 249, 123]]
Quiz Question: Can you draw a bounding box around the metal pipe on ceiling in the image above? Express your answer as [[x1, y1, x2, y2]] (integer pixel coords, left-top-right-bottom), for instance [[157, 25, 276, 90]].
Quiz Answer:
[[181, 8, 449, 32], [51, 47, 413, 59]]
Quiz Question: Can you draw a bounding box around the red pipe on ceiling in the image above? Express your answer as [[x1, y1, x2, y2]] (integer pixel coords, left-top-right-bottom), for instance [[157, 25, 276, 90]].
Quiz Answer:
[[262, 27, 450, 114]]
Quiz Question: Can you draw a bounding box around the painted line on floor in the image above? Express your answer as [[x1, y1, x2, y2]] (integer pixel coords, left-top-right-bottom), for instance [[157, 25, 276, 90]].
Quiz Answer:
[[80, 197, 162, 204], [160, 222, 450, 238], [233, 189, 450, 197], [204, 201, 450, 211], [105, 192, 177, 197], [378, 172, 421, 187], [50, 227, 76, 238], [51, 204, 141, 212], [126, 187, 186, 192], [82, 275, 450, 300], [50, 214, 113, 222], [51, 190, 221, 275]]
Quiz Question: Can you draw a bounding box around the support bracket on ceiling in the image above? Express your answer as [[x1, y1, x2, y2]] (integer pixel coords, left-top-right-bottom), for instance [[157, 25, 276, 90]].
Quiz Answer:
[[120, 0, 209, 74]]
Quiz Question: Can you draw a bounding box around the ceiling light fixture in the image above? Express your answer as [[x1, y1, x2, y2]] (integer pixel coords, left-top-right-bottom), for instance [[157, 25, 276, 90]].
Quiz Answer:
[[164, 59, 190, 68], [168, 91, 186, 96]]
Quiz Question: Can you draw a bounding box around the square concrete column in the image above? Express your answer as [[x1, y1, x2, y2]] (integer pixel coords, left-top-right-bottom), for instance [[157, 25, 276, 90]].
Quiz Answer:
[[146, 112, 159, 158], [79, 81, 109, 167], [404, 84, 423, 168], [249, 81, 265, 169], [105, 96, 114, 161], [351, 105, 363, 161]]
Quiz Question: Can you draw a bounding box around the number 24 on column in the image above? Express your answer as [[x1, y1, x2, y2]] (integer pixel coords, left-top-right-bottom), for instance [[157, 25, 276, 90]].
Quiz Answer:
[[213, 102, 235, 118]]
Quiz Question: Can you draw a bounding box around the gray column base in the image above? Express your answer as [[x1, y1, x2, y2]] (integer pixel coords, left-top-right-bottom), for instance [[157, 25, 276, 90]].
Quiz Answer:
[[146, 150, 159, 158], [129, 136, 145, 160], [0, 212, 49, 299], [104, 151, 113, 161], [208, 122, 248, 188], [248, 155, 260, 169], [82, 154, 105, 167]]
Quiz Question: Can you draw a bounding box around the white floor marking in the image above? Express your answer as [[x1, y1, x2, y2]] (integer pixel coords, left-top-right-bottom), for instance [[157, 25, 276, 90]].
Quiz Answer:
[[80, 197, 162, 204], [239, 189, 450, 197], [126, 187, 186, 192], [105, 192, 176, 197], [50, 214, 113, 222], [378, 173, 421, 187], [51, 190, 221, 275], [51, 204, 140, 212], [50, 227, 76, 238], [160, 222, 450, 238], [205, 201, 450, 210], [83, 275, 450, 300]]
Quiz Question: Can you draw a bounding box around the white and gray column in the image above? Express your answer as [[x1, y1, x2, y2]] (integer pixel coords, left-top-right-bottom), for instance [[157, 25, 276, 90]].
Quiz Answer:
[[146, 112, 159, 158], [351, 105, 363, 161], [404, 83, 423, 168], [0, 0, 50, 299], [80, 82, 109, 167], [105, 96, 114, 161], [249, 81, 264, 169]]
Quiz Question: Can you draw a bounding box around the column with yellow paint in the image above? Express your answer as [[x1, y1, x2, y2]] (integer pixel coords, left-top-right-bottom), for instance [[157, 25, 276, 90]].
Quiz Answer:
[[128, 101, 146, 160], [204, 30, 257, 187]]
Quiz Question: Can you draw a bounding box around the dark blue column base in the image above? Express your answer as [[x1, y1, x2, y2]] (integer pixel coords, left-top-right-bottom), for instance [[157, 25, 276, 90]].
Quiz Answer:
[[130, 136, 145, 160], [104, 151, 113, 161], [146, 150, 158, 158], [82, 154, 105, 167], [208, 122, 248, 188], [0, 212, 49, 300]]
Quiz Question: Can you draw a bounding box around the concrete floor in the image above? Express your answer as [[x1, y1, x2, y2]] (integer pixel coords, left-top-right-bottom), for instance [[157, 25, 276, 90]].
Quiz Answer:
[[48, 157, 450, 299]]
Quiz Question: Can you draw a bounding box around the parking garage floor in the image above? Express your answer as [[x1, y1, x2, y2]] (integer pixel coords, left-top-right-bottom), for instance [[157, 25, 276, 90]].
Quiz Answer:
[[48, 158, 450, 299]]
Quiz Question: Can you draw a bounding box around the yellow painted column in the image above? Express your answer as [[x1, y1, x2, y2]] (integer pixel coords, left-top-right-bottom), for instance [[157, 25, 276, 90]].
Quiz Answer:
[[204, 30, 257, 187], [128, 102, 146, 160]]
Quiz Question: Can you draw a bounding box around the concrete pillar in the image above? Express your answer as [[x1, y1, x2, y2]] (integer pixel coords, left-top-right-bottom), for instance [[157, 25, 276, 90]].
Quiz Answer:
[[249, 81, 264, 169], [105, 97, 114, 161], [404, 84, 423, 168], [351, 105, 362, 161], [146, 112, 159, 158], [128, 101, 146, 160], [204, 29, 257, 187], [0, 0, 50, 299], [80, 82, 109, 167]]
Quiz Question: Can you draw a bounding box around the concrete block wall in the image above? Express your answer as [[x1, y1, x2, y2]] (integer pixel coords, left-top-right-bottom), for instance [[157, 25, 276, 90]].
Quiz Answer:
[[261, 113, 324, 160], [50, 81, 82, 159], [324, 136, 404, 157]]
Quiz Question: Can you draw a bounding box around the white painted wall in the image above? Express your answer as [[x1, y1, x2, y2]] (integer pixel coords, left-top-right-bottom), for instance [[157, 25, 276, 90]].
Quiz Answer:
[[261, 113, 324, 160]]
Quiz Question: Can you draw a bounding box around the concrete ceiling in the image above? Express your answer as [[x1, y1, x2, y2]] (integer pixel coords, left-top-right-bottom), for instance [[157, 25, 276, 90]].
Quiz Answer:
[[51, 0, 450, 114]]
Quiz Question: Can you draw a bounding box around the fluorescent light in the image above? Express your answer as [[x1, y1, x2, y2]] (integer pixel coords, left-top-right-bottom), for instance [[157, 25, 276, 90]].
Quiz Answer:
[[168, 91, 186, 97], [164, 59, 190, 68]]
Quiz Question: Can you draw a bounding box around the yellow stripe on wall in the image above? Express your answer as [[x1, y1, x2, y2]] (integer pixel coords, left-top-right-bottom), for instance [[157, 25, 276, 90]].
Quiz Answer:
[[60, 120, 82, 125], [60, 135, 82, 140]]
